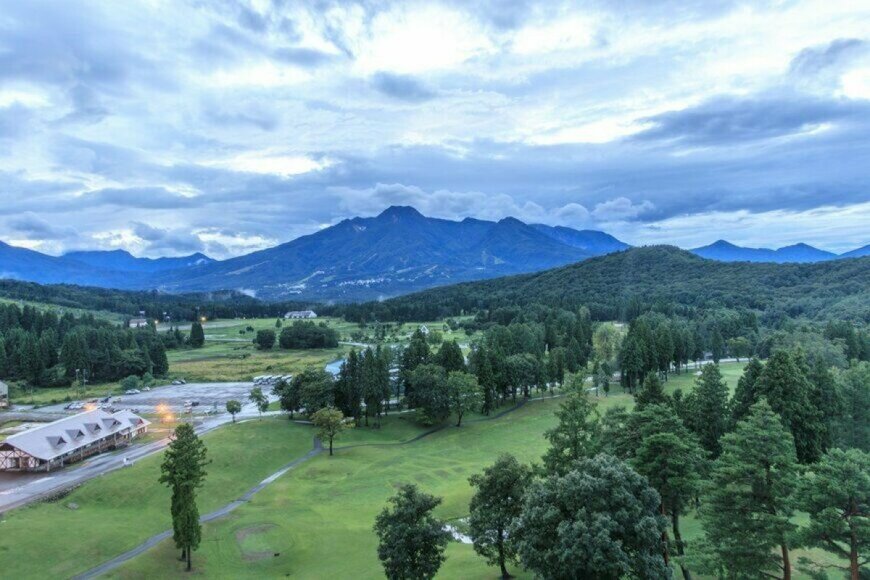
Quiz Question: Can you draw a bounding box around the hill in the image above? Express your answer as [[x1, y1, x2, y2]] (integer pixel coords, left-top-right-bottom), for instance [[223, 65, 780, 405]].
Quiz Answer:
[[63, 249, 214, 273], [691, 240, 838, 263], [0, 279, 312, 322], [343, 246, 870, 322], [839, 244, 870, 259], [531, 224, 630, 254]]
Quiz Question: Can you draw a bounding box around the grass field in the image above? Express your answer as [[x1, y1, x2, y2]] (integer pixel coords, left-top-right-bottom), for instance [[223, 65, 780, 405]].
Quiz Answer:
[[0, 417, 314, 579], [4, 361, 839, 578], [165, 316, 477, 382]]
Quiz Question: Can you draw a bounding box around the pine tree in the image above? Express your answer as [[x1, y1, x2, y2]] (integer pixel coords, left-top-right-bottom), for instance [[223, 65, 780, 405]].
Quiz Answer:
[[685, 363, 730, 458], [0, 337, 7, 377], [632, 405, 704, 575], [474, 345, 496, 415], [797, 448, 869, 580], [188, 322, 205, 348], [435, 340, 466, 373], [159, 423, 209, 571], [541, 391, 600, 475], [730, 356, 764, 424], [635, 372, 668, 410], [700, 399, 798, 579], [755, 350, 824, 463]]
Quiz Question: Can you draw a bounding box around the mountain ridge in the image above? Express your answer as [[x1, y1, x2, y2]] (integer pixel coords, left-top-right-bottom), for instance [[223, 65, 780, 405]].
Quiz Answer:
[[0, 206, 865, 301]]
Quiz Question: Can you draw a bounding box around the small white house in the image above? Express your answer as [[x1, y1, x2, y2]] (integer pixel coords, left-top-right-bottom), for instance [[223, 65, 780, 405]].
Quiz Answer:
[[419, 325, 430, 336], [284, 310, 318, 319], [129, 310, 149, 328], [0, 381, 8, 409]]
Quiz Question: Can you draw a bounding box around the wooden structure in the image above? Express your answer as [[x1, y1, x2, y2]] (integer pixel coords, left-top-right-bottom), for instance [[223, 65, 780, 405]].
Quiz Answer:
[[0, 409, 149, 472]]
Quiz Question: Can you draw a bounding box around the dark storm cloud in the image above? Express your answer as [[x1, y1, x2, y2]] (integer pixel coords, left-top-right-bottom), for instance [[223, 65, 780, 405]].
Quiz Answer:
[[371, 72, 437, 101], [633, 94, 870, 146]]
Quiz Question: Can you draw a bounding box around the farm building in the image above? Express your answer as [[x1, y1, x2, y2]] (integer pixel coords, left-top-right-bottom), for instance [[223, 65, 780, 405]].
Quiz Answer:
[[284, 310, 318, 319], [0, 381, 8, 409], [0, 409, 150, 472]]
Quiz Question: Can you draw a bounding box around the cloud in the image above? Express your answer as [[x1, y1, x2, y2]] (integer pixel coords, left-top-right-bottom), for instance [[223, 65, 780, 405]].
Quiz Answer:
[[789, 38, 868, 78], [634, 94, 870, 146], [130, 222, 205, 255], [371, 72, 437, 101], [592, 197, 655, 221], [272, 47, 339, 68], [7, 212, 77, 240], [84, 187, 199, 209], [0, 103, 34, 140], [0, 0, 868, 257]]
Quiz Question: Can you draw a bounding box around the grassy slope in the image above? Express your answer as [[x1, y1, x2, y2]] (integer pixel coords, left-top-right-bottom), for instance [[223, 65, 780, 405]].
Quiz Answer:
[[0, 418, 314, 579]]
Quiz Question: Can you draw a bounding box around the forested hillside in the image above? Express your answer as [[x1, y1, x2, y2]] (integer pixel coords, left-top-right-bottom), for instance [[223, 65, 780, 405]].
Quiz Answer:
[[0, 280, 317, 322], [339, 247, 870, 323]]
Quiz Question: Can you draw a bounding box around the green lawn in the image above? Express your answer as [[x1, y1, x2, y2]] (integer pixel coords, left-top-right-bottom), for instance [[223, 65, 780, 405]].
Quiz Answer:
[[4, 361, 840, 579], [0, 417, 314, 579], [109, 397, 563, 579]]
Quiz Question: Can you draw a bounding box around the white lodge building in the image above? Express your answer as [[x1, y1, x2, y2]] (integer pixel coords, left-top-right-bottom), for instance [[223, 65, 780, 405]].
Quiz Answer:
[[284, 310, 317, 319], [0, 409, 150, 472]]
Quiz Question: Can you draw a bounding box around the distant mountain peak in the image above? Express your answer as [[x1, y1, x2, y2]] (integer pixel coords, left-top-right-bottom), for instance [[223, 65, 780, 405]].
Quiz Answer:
[[378, 205, 424, 220]]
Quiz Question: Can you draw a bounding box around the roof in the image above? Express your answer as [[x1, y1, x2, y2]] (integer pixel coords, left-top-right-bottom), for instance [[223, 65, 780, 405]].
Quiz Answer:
[[3, 409, 150, 461], [0, 381, 7, 396]]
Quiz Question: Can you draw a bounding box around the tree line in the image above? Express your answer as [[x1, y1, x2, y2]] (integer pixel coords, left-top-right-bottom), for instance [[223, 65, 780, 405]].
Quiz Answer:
[[0, 302, 171, 387], [371, 357, 869, 579]]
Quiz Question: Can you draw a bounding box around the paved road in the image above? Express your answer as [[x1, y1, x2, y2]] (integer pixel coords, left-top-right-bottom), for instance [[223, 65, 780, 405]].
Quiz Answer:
[[0, 404, 279, 513]]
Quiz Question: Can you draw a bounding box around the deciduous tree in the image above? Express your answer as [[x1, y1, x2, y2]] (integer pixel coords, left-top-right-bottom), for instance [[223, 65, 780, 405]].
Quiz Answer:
[[311, 406, 349, 456], [468, 454, 532, 578], [373, 484, 450, 580], [513, 454, 669, 579], [225, 399, 241, 422]]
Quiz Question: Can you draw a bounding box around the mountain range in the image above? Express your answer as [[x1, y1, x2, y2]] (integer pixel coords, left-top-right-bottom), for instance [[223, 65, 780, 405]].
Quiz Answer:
[[0, 206, 865, 301]]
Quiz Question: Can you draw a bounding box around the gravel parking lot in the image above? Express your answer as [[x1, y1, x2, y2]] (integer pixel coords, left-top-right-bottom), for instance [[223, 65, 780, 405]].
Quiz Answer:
[[35, 381, 269, 415]]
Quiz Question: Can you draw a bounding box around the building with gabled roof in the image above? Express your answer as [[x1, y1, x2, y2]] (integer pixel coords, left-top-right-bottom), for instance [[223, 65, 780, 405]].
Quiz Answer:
[[284, 310, 317, 319], [0, 409, 150, 472]]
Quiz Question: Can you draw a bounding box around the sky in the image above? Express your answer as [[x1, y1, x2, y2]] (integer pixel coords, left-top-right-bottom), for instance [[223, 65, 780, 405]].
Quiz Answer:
[[1, 0, 868, 258]]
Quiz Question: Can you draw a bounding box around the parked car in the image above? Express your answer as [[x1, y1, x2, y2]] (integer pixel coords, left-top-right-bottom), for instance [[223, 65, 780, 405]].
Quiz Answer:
[[124, 389, 141, 395], [141, 386, 151, 392]]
